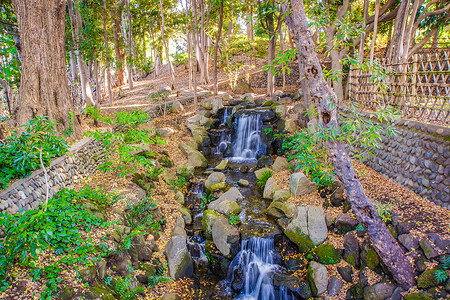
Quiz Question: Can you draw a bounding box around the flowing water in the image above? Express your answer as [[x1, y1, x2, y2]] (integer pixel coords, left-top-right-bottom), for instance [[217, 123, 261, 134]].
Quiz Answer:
[[232, 114, 263, 161], [228, 237, 293, 300]]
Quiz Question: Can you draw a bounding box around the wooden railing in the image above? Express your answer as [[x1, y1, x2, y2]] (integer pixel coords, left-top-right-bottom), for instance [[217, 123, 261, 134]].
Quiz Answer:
[[348, 47, 450, 125]]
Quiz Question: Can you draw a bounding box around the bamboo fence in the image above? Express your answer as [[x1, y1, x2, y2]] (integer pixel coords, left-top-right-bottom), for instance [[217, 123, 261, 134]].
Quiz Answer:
[[348, 47, 450, 125]]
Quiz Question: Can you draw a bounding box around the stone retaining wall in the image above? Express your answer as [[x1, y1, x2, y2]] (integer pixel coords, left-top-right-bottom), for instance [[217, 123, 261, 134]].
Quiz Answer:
[[344, 113, 450, 208], [0, 137, 107, 215]]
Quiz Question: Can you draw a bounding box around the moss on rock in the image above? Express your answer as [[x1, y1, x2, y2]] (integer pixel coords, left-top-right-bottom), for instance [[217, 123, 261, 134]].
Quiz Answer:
[[417, 269, 439, 289], [314, 244, 341, 265]]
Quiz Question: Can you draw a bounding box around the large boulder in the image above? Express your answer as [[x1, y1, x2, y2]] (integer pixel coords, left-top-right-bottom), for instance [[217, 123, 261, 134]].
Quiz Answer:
[[178, 142, 207, 167], [263, 177, 280, 199], [265, 202, 296, 219], [363, 282, 397, 300], [202, 210, 221, 240], [165, 236, 193, 279], [398, 234, 419, 252], [284, 206, 327, 252], [307, 261, 328, 296], [284, 119, 298, 133], [273, 189, 291, 202], [170, 101, 184, 113], [215, 200, 242, 216], [232, 80, 253, 94], [176, 165, 195, 180], [290, 172, 317, 196], [272, 157, 289, 172], [327, 277, 344, 297], [212, 216, 240, 257], [214, 159, 229, 171], [185, 114, 209, 145], [208, 187, 243, 210], [205, 172, 226, 192]]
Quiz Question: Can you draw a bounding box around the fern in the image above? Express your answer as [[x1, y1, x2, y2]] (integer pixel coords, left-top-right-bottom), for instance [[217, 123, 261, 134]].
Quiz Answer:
[[257, 170, 273, 189], [434, 269, 448, 283]]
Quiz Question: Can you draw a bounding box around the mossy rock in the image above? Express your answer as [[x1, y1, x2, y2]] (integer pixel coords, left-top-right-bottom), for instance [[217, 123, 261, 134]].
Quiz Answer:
[[284, 229, 314, 253], [58, 285, 75, 300], [417, 268, 439, 289], [159, 155, 174, 168], [404, 293, 433, 300], [202, 210, 220, 240], [314, 244, 341, 265], [138, 262, 156, 277], [345, 252, 357, 268], [209, 182, 227, 193], [86, 285, 115, 300], [262, 100, 276, 106], [362, 245, 380, 271]]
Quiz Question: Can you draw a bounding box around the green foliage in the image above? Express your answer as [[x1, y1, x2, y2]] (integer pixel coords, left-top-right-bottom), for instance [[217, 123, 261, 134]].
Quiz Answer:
[[85, 104, 101, 123], [171, 52, 188, 66], [283, 129, 335, 187], [149, 90, 171, 103], [376, 203, 393, 222], [197, 193, 215, 209], [256, 169, 274, 189], [0, 117, 69, 189], [434, 269, 448, 283], [228, 214, 240, 225], [264, 49, 298, 76], [86, 110, 165, 178], [442, 256, 450, 269], [355, 223, 365, 232], [0, 187, 112, 296], [168, 176, 188, 191], [124, 196, 161, 231], [105, 274, 145, 300]]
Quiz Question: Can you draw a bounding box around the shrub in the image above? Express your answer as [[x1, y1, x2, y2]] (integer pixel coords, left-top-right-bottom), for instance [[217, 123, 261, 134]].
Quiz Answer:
[[0, 117, 69, 189], [314, 244, 341, 265]]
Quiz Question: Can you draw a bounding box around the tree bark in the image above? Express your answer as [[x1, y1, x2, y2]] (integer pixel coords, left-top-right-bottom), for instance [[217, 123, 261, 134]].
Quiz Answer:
[[67, 0, 95, 107], [285, 0, 415, 289], [103, 0, 113, 106], [213, 0, 224, 95], [358, 0, 369, 62], [369, 0, 381, 62], [12, 0, 81, 137], [159, 0, 175, 89], [192, 0, 199, 107], [126, 0, 133, 89], [69, 50, 78, 82], [112, 5, 126, 86]]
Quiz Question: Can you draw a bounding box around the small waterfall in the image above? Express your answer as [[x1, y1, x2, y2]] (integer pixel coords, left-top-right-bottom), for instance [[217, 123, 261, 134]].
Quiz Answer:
[[228, 238, 291, 300], [215, 130, 232, 154], [221, 107, 233, 126], [232, 114, 262, 160]]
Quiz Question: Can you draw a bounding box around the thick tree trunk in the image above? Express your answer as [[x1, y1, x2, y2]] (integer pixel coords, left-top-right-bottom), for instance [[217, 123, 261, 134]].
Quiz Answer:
[[103, 0, 113, 106], [184, 0, 193, 89], [266, 13, 276, 96], [213, 0, 224, 95], [12, 0, 81, 137], [159, 0, 175, 89], [67, 0, 94, 107], [192, 0, 199, 107], [285, 0, 415, 289], [358, 0, 369, 62]]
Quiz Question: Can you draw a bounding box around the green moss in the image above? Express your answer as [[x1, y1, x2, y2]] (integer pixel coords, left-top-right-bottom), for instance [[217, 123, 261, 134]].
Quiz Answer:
[[306, 264, 318, 296], [284, 229, 314, 253], [314, 244, 341, 265], [262, 100, 275, 106], [202, 210, 220, 240], [209, 182, 226, 192], [417, 269, 438, 289], [404, 293, 433, 300], [345, 253, 357, 268], [364, 247, 380, 270]]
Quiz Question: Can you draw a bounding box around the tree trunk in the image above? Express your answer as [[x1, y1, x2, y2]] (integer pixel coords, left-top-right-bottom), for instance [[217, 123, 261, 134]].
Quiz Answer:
[[159, 0, 175, 89], [69, 50, 78, 82], [280, 23, 286, 89], [112, 7, 126, 86], [266, 11, 276, 96], [284, 0, 415, 289], [12, 0, 81, 137], [184, 0, 193, 89], [213, 0, 224, 95], [103, 0, 113, 106], [126, 0, 133, 90], [369, 0, 380, 62], [67, 0, 94, 107], [192, 0, 199, 107], [358, 0, 369, 62]]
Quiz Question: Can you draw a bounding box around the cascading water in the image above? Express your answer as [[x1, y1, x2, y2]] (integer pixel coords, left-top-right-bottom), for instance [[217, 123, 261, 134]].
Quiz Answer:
[[221, 107, 233, 126], [227, 237, 293, 300], [232, 114, 263, 160]]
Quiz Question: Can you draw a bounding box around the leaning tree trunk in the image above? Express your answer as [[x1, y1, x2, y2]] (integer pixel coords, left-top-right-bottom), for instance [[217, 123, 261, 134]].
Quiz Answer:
[[266, 12, 276, 96], [126, 0, 133, 90], [285, 0, 415, 289], [213, 0, 224, 95], [112, 9, 126, 86], [12, 0, 82, 138]]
